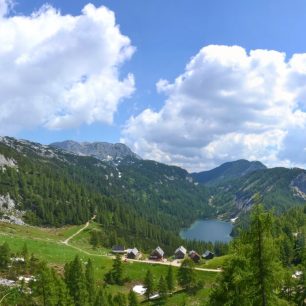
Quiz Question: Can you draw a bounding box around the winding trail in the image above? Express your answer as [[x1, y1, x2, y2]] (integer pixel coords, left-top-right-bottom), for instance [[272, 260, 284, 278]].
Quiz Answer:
[[62, 215, 96, 245], [62, 216, 96, 245]]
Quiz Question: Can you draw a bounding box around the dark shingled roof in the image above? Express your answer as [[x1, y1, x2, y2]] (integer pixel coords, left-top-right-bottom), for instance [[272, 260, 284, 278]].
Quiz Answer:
[[112, 245, 125, 251], [203, 250, 214, 257]]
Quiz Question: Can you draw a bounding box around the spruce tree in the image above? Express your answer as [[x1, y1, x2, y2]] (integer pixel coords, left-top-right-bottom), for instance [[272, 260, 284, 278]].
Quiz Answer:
[[158, 276, 168, 299], [105, 254, 124, 285], [0, 242, 10, 269], [166, 265, 175, 293], [177, 258, 196, 292], [112, 254, 124, 285], [113, 293, 127, 306], [53, 271, 73, 306], [209, 256, 252, 306], [85, 259, 95, 304], [144, 270, 154, 300], [209, 196, 285, 306], [65, 256, 89, 306], [295, 247, 306, 305], [33, 264, 57, 306], [128, 290, 139, 306], [247, 203, 284, 306], [94, 289, 107, 306]]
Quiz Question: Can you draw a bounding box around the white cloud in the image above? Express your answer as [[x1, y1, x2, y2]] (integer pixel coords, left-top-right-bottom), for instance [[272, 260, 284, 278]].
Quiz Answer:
[[0, 1, 135, 134], [122, 45, 306, 171], [0, 0, 13, 17]]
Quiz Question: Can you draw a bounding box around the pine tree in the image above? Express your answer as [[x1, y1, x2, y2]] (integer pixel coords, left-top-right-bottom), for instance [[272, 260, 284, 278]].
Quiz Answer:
[[144, 270, 154, 300], [85, 259, 95, 304], [94, 289, 107, 306], [209, 196, 285, 306], [166, 265, 175, 293], [53, 272, 73, 306], [113, 293, 127, 306], [105, 254, 124, 285], [247, 203, 284, 306], [32, 264, 57, 306], [0, 242, 10, 269], [295, 246, 306, 305], [158, 276, 168, 299], [112, 254, 124, 285], [65, 256, 89, 306], [128, 290, 139, 306], [209, 255, 252, 306], [177, 258, 196, 292]]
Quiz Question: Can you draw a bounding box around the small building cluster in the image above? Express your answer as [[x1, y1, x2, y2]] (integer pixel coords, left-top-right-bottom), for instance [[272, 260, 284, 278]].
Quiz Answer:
[[112, 244, 215, 263], [148, 245, 214, 263], [112, 245, 141, 259]]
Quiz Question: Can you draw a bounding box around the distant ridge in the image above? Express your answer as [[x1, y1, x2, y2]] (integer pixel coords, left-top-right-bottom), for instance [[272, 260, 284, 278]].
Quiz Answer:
[[50, 140, 141, 161], [191, 159, 267, 186]]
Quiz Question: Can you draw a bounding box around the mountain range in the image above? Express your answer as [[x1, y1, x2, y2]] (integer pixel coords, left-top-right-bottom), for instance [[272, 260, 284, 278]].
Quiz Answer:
[[191, 159, 267, 186], [0, 136, 306, 250], [50, 140, 306, 218]]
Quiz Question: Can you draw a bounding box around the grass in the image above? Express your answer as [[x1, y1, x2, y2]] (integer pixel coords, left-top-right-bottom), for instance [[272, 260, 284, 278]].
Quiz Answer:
[[68, 222, 110, 256], [0, 221, 219, 305], [199, 255, 230, 269]]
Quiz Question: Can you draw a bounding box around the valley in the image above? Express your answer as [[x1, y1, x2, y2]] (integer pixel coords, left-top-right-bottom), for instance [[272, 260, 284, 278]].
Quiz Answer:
[[0, 137, 306, 305], [0, 218, 221, 305]]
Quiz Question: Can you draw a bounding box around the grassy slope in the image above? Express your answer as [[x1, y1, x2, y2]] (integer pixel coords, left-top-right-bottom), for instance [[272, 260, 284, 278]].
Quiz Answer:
[[0, 222, 219, 305]]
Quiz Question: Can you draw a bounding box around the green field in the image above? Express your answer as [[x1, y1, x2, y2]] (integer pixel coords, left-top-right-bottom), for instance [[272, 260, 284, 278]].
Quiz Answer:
[[0, 221, 219, 305], [199, 255, 229, 269]]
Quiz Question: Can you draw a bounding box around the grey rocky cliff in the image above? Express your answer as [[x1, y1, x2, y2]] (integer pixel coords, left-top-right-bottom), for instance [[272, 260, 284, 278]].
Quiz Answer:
[[0, 194, 25, 225], [50, 140, 141, 161], [0, 154, 17, 169], [291, 173, 306, 200]]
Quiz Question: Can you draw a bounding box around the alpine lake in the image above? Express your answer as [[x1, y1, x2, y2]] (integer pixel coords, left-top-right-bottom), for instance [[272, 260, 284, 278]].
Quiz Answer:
[[180, 219, 233, 243]]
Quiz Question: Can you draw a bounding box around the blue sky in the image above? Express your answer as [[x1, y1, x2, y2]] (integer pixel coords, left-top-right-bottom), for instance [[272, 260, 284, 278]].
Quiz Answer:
[[1, 0, 306, 170]]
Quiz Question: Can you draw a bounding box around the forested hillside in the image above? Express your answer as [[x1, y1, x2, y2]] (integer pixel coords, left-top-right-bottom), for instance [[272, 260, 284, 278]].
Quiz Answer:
[[0, 137, 214, 254], [209, 200, 306, 306], [191, 159, 267, 186], [210, 167, 306, 219]]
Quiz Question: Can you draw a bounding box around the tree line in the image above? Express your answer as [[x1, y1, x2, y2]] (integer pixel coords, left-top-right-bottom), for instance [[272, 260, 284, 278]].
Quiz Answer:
[[209, 195, 306, 306]]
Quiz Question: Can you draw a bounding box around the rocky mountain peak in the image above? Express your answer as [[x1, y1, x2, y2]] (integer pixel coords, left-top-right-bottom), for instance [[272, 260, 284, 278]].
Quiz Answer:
[[50, 140, 141, 161]]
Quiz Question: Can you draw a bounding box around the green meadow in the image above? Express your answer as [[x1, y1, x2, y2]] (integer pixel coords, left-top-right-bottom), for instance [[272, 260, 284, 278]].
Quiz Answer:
[[0, 221, 219, 305]]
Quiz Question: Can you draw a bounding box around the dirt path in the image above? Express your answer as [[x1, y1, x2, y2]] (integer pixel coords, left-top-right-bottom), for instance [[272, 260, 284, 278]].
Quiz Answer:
[[62, 215, 96, 245], [125, 258, 222, 273]]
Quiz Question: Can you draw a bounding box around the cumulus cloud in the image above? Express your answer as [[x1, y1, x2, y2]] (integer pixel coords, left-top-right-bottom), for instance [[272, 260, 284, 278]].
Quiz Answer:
[[0, 1, 135, 134], [122, 45, 306, 171]]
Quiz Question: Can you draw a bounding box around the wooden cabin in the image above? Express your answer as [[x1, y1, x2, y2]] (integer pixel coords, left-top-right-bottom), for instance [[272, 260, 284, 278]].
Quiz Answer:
[[174, 246, 187, 259], [202, 250, 214, 260], [189, 250, 201, 263], [112, 245, 126, 254], [149, 246, 164, 261], [126, 248, 140, 259]]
